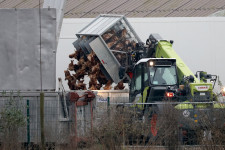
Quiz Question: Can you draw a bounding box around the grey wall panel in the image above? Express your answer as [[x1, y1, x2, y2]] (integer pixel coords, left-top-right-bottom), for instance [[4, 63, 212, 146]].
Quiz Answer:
[[0, 9, 56, 90], [0, 9, 18, 89], [43, 0, 66, 45]]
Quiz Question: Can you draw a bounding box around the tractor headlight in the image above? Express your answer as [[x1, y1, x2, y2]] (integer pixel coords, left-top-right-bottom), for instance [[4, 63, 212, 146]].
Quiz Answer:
[[221, 87, 225, 96], [223, 87, 225, 92], [149, 61, 154, 66]]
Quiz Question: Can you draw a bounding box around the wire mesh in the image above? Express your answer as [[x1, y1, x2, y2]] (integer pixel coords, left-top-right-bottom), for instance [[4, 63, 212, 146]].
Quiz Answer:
[[0, 92, 224, 149]]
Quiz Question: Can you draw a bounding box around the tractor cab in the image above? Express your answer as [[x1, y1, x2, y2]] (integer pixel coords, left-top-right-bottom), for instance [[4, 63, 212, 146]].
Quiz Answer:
[[129, 58, 179, 103]]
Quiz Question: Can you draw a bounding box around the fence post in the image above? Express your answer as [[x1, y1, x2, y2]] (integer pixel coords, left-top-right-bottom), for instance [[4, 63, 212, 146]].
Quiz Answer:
[[90, 100, 93, 134], [107, 96, 110, 107], [40, 92, 45, 150], [27, 99, 30, 149], [107, 97, 110, 117], [74, 101, 77, 148]]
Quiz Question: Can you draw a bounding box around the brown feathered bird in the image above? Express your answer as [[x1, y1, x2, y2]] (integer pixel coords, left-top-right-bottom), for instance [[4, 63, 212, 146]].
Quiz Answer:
[[84, 60, 92, 72], [69, 51, 76, 59], [89, 84, 98, 90], [78, 56, 85, 66], [114, 80, 125, 90], [91, 63, 100, 74], [131, 40, 137, 49], [74, 64, 80, 72], [112, 35, 119, 42], [102, 33, 113, 41], [87, 51, 96, 62], [102, 30, 116, 41], [96, 84, 102, 90], [74, 67, 86, 80], [114, 42, 124, 50], [104, 80, 112, 90], [89, 74, 98, 87], [107, 41, 115, 48], [121, 28, 127, 38], [97, 71, 108, 85], [69, 78, 77, 90], [64, 70, 71, 80], [74, 49, 83, 61], [67, 43, 128, 91], [125, 40, 131, 46], [68, 60, 74, 71], [89, 73, 98, 90], [77, 80, 87, 90]]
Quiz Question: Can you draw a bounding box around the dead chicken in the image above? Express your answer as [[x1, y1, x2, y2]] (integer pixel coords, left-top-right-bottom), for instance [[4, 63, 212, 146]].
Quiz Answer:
[[103, 80, 112, 90], [102, 33, 113, 41], [102, 30, 116, 41], [65, 75, 73, 81], [67, 80, 73, 90], [78, 56, 85, 66], [64, 70, 71, 80], [89, 84, 98, 90], [68, 60, 74, 71], [114, 42, 124, 50], [77, 80, 87, 90], [74, 49, 83, 61], [69, 51, 76, 58], [125, 40, 131, 46], [131, 40, 137, 49], [87, 51, 96, 62], [91, 63, 100, 74], [107, 41, 115, 48], [89, 78, 97, 87], [69, 78, 77, 90], [74, 68, 86, 80], [96, 84, 102, 90], [97, 71, 108, 85], [121, 28, 127, 38], [112, 35, 119, 42], [89, 74, 98, 87], [114, 80, 125, 90], [74, 64, 80, 72], [84, 60, 92, 72]]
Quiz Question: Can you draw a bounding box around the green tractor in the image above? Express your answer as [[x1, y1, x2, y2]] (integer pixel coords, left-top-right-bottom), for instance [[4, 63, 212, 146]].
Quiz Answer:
[[129, 34, 225, 144]]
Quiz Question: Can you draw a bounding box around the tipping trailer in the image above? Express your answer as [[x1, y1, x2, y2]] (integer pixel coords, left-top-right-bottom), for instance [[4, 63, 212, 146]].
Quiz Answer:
[[73, 14, 225, 143]]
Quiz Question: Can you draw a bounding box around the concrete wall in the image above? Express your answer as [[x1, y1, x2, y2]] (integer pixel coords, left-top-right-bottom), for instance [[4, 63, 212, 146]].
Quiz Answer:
[[0, 9, 57, 91]]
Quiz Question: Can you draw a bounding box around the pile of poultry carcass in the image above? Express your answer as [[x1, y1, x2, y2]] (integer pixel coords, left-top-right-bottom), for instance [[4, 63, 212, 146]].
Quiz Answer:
[[64, 28, 138, 90], [102, 28, 138, 66], [65, 49, 124, 90]]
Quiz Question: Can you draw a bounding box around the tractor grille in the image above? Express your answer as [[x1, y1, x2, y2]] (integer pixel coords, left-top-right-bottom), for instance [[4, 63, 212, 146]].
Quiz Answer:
[[193, 92, 211, 102]]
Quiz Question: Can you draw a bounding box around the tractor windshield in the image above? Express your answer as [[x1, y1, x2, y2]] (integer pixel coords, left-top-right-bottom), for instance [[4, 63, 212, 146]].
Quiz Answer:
[[149, 66, 177, 85]]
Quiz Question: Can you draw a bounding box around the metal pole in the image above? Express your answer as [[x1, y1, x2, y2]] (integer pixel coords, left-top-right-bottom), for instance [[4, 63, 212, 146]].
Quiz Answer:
[[74, 102, 77, 148], [107, 96, 110, 107], [107, 96, 110, 118], [27, 99, 30, 149], [90, 101, 93, 132], [40, 92, 45, 149], [90, 101, 93, 144]]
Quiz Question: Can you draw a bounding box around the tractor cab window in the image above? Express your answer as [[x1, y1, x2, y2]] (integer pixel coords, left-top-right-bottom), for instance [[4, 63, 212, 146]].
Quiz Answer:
[[131, 64, 142, 92], [149, 66, 177, 85], [130, 64, 142, 102]]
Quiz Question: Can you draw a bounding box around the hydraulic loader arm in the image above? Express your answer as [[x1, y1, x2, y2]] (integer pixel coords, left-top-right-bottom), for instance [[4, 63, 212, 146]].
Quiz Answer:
[[146, 34, 199, 84], [146, 34, 216, 100]]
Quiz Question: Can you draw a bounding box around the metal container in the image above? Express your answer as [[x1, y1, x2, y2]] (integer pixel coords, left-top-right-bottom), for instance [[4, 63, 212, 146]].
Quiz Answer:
[[73, 14, 142, 83]]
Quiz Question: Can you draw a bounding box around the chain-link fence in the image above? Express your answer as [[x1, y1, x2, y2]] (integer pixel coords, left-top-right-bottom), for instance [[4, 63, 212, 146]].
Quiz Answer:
[[0, 91, 225, 150]]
